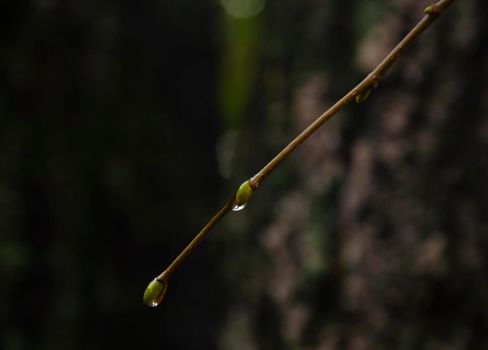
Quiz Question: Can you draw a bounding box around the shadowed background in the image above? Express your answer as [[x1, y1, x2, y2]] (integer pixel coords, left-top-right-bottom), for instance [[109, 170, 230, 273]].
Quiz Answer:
[[1, 0, 487, 349]]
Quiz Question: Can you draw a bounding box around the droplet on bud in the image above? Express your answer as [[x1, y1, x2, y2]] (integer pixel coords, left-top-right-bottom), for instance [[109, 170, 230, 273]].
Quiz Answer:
[[355, 89, 371, 104], [232, 203, 247, 211], [143, 278, 168, 307], [232, 180, 254, 212]]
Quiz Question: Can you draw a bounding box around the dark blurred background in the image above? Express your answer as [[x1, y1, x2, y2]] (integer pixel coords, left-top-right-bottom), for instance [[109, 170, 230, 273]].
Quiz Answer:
[[1, 0, 487, 349]]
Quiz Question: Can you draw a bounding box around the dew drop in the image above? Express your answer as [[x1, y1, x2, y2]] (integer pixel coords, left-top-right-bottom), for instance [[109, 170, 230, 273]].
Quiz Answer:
[[143, 278, 168, 307], [232, 203, 247, 211]]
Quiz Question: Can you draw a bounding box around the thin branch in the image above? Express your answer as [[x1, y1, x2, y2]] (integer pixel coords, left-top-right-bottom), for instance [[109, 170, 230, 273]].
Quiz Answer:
[[144, 0, 458, 306], [157, 198, 234, 280], [249, 0, 456, 189]]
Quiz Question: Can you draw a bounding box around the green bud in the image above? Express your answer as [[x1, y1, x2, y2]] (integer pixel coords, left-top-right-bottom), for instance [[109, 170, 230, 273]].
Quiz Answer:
[[355, 89, 371, 104], [233, 180, 254, 211], [424, 6, 438, 15], [143, 278, 168, 307]]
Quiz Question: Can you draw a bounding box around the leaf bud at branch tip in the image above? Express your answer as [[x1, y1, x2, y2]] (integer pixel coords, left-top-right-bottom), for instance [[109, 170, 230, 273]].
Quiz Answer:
[[143, 277, 168, 307]]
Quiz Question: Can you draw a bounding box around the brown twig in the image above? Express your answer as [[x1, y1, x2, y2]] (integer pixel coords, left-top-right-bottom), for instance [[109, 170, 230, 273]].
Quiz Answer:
[[144, 0, 458, 306]]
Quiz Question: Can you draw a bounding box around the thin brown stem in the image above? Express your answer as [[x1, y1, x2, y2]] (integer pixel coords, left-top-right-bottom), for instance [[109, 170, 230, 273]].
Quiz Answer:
[[249, 0, 457, 189], [147, 0, 458, 298], [156, 197, 235, 281]]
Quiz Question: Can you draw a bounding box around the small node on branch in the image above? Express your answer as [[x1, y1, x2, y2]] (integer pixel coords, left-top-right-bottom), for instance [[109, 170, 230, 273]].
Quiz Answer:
[[424, 5, 440, 15], [355, 89, 372, 104]]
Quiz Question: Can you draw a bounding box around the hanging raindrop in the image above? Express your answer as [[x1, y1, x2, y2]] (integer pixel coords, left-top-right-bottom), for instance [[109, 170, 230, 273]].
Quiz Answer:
[[232, 202, 247, 211]]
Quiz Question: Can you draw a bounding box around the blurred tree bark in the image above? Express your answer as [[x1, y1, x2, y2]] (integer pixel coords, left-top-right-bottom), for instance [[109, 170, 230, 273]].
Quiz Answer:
[[220, 0, 488, 349]]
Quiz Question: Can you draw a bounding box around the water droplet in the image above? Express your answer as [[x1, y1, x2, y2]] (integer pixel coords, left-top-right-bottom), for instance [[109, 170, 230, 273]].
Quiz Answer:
[[143, 278, 168, 307], [232, 180, 254, 212], [232, 203, 247, 211]]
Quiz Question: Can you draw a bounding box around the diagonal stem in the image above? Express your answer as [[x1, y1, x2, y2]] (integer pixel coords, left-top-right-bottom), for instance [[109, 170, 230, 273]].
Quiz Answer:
[[146, 0, 458, 301], [249, 0, 457, 189], [157, 197, 235, 280]]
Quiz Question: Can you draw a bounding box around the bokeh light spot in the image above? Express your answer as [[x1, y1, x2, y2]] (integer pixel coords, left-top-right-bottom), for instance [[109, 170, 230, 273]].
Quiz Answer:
[[220, 0, 266, 18]]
